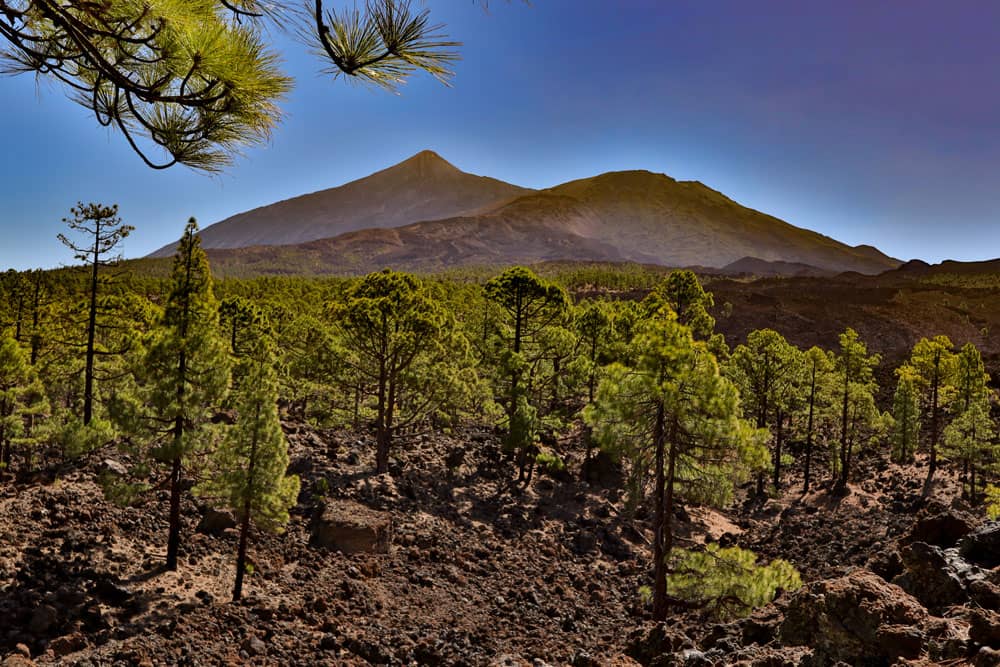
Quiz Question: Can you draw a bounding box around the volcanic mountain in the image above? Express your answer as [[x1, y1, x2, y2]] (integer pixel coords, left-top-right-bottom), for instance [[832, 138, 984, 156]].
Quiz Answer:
[[155, 151, 900, 275], [149, 150, 533, 256]]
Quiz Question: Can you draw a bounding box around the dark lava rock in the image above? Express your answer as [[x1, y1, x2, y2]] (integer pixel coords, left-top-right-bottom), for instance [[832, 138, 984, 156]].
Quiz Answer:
[[907, 510, 977, 547], [196, 509, 237, 536], [48, 633, 86, 658], [780, 570, 929, 664], [892, 542, 969, 613], [960, 521, 1000, 568], [311, 500, 392, 554], [627, 624, 696, 665], [969, 608, 1000, 649]]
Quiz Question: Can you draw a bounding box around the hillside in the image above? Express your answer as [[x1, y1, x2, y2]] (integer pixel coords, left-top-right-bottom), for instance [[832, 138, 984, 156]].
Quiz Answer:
[[148, 151, 533, 257], [153, 152, 901, 275]]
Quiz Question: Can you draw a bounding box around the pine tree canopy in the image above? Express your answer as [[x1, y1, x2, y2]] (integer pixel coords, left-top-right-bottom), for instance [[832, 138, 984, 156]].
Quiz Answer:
[[0, 0, 465, 170]]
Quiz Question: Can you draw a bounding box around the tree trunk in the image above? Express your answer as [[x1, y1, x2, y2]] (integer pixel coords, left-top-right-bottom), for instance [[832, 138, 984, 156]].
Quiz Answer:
[[233, 406, 260, 602], [233, 504, 251, 601], [654, 415, 680, 623], [166, 456, 182, 571], [377, 376, 396, 475], [773, 409, 783, 490], [923, 357, 941, 496], [803, 366, 816, 493], [835, 371, 849, 493], [651, 401, 667, 621], [83, 223, 101, 425], [29, 275, 42, 366]]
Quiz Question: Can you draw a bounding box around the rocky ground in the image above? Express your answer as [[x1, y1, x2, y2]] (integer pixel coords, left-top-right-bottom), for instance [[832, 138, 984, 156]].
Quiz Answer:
[[1, 424, 998, 666]]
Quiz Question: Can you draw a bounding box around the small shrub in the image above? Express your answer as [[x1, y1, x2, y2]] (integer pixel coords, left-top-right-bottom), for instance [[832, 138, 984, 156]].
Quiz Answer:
[[987, 485, 1000, 520], [535, 451, 566, 473], [667, 543, 802, 620]]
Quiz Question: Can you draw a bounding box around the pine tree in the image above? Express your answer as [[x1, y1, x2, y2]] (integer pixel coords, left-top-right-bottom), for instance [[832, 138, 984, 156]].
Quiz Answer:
[[642, 270, 715, 338], [800, 346, 834, 493], [0, 333, 49, 475], [57, 202, 133, 426], [585, 309, 768, 621], [666, 543, 801, 619], [484, 267, 570, 481], [833, 329, 880, 493], [727, 329, 802, 493], [954, 343, 989, 412], [333, 270, 474, 474], [196, 335, 299, 601], [941, 398, 997, 503], [112, 219, 230, 571], [908, 335, 957, 495], [0, 0, 464, 170], [891, 365, 921, 464]]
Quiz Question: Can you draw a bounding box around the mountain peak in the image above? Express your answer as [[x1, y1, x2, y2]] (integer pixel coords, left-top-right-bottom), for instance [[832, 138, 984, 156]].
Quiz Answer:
[[393, 149, 460, 177]]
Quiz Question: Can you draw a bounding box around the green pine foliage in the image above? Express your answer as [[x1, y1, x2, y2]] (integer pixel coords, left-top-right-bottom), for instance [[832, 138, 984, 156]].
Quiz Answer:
[[987, 485, 1000, 520], [908, 335, 957, 492], [666, 544, 802, 620], [833, 329, 882, 491], [331, 269, 479, 474], [727, 329, 803, 492], [196, 334, 299, 601], [941, 398, 997, 502], [891, 365, 922, 464], [484, 266, 570, 480], [0, 333, 50, 473], [641, 270, 716, 338], [585, 308, 768, 621], [110, 218, 231, 571]]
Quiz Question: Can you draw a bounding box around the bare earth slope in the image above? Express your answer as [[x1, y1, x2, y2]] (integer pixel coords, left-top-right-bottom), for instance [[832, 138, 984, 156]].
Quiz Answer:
[[148, 151, 534, 257]]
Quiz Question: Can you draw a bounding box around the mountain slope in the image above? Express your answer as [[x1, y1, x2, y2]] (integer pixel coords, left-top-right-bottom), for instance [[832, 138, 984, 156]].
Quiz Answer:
[[148, 150, 533, 257], [159, 152, 900, 275], [541, 171, 897, 273]]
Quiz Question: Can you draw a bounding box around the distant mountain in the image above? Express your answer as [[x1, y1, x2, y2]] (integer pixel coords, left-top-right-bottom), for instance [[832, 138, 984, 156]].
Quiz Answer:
[[148, 150, 533, 257], [719, 257, 833, 277], [158, 151, 901, 275], [886, 258, 1000, 277]]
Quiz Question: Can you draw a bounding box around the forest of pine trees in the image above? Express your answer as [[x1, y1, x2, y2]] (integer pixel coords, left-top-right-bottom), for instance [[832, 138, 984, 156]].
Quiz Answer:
[[2, 209, 1000, 613]]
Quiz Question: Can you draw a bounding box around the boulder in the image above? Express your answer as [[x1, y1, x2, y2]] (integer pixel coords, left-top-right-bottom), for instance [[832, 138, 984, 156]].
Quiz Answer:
[[780, 570, 929, 664], [971, 579, 1000, 610], [969, 608, 1000, 649], [961, 521, 1000, 568], [582, 450, 623, 488], [311, 500, 392, 554], [627, 624, 695, 665], [908, 510, 977, 547], [197, 509, 237, 536], [28, 605, 59, 636], [893, 542, 969, 613], [1, 657, 34, 667], [47, 633, 85, 658]]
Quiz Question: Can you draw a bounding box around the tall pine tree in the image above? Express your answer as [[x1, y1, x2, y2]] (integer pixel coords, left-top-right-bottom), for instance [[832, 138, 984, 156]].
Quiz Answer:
[[113, 219, 230, 571], [585, 309, 767, 621], [196, 334, 299, 601]]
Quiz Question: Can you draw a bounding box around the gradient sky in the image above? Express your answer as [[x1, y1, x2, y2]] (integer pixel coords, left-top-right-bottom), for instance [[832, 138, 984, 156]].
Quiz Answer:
[[3, 1, 1000, 270]]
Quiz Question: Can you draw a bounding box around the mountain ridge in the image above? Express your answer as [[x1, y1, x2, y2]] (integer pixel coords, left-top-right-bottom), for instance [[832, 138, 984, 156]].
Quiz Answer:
[[153, 150, 901, 275]]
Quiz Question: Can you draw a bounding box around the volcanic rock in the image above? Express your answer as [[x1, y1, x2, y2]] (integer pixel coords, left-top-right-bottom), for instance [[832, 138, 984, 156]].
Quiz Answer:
[[311, 500, 392, 554]]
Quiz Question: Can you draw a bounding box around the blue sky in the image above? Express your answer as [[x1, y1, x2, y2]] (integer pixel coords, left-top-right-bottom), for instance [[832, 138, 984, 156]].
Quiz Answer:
[[2, 1, 1000, 270]]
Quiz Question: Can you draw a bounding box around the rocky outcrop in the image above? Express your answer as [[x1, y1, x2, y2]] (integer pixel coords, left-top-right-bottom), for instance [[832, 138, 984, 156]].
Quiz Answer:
[[780, 570, 931, 664], [907, 509, 977, 547], [311, 500, 392, 554], [960, 521, 1000, 568], [892, 542, 971, 613], [196, 509, 237, 536]]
